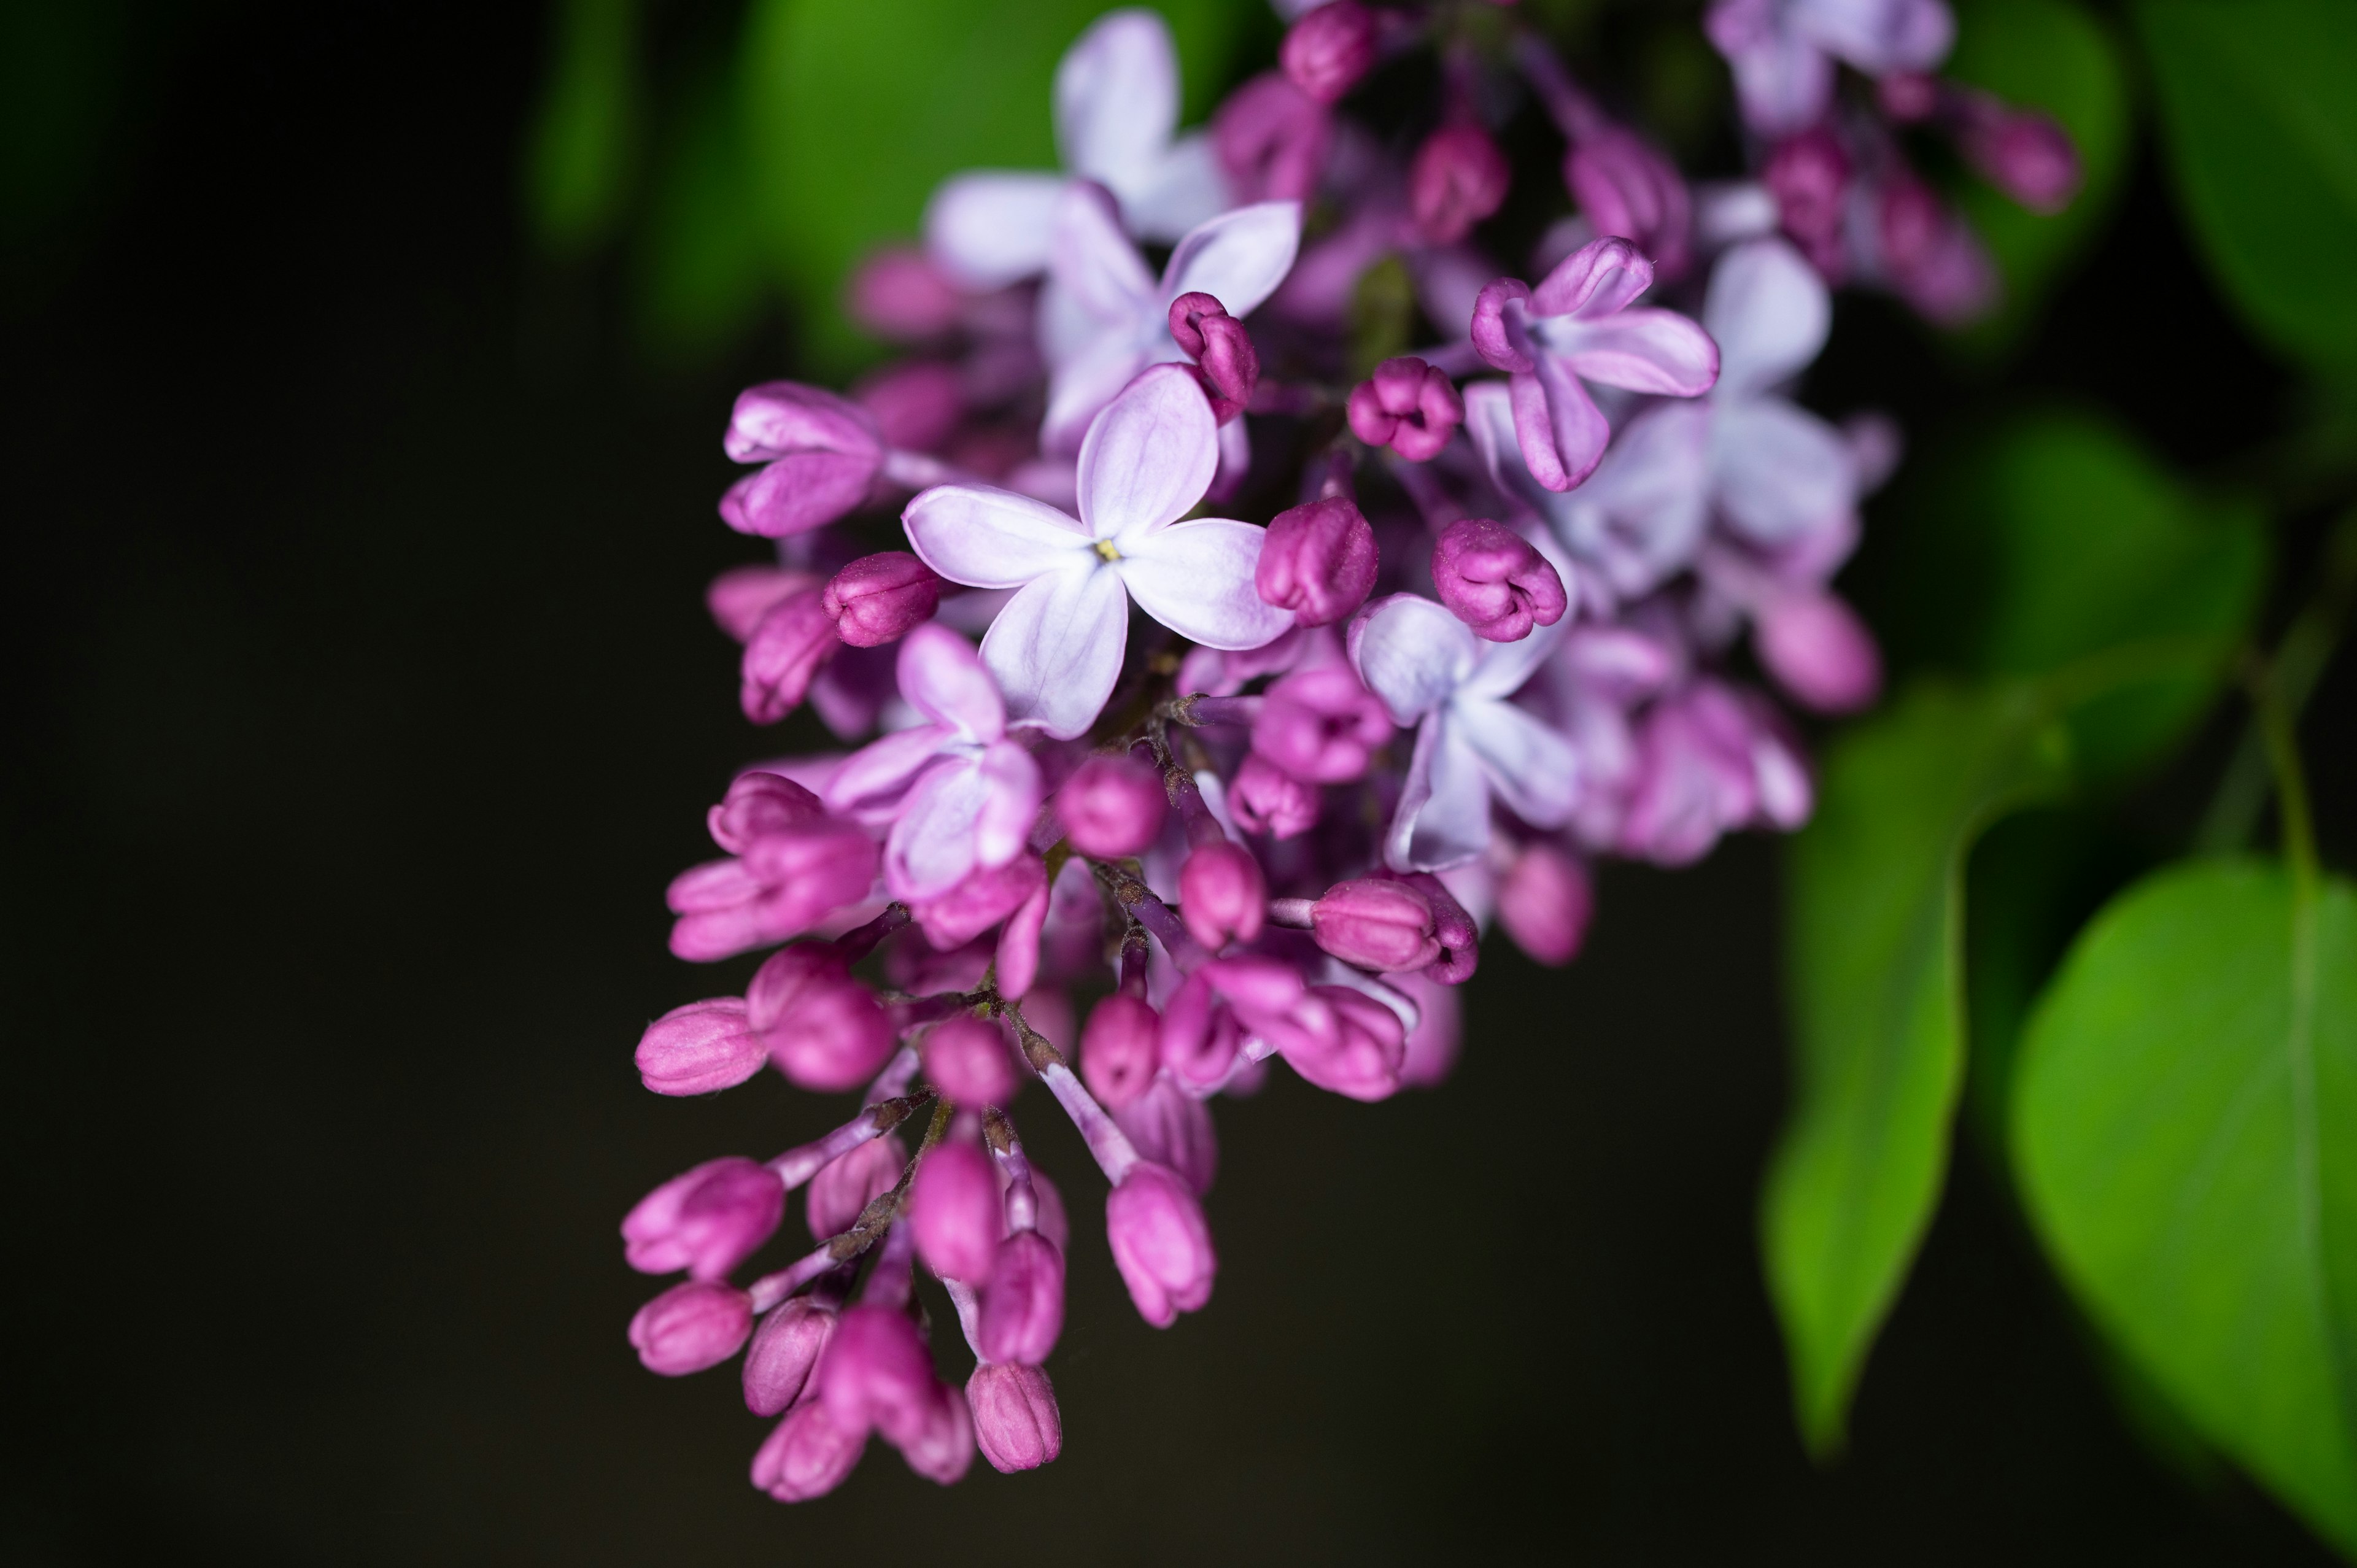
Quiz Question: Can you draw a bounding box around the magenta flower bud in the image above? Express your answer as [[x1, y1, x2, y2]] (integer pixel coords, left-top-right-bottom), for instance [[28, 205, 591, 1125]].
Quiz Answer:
[[807, 1134, 905, 1238], [1763, 128, 1851, 277], [1567, 125, 1694, 278], [1499, 843, 1592, 967], [1876, 172, 1998, 325], [1178, 840, 1267, 951], [739, 818, 880, 910], [846, 245, 962, 341], [897, 1381, 977, 1485], [1954, 97, 2081, 214], [1213, 71, 1330, 204], [719, 382, 884, 538], [1281, 0, 1376, 104], [1105, 1162, 1217, 1327], [910, 1140, 1001, 1284], [1114, 1071, 1219, 1194], [1056, 754, 1167, 857], [1346, 356, 1464, 462], [1755, 590, 1883, 714], [708, 770, 822, 853], [740, 588, 840, 724], [821, 1304, 937, 1446], [1167, 292, 1260, 424], [707, 563, 819, 644], [1431, 519, 1568, 643], [1410, 123, 1510, 245], [968, 1362, 1064, 1473], [1396, 870, 1479, 984], [853, 360, 964, 452], [1080, 994, 1161, 1111], [743, 1297, 838, 1416], [1876, 70, 1940, 123], [824, 552, 943, 648], [635, 997, 765, 1096], [622, 1155, 786, 1279], [1252, 665, 1393, 782], [923, 1014, 1018, 1107], [1311, 878, 1441, 972], [979, 1230, 1066, 1365], [1228, 752, 1322, 839], [746, 945, 895, 1092], [1280, 984, 1407, 1101], [1256, 496, 1378, 626], [629, 1280, 754, 1375], [751, 1400, 868, 1502]]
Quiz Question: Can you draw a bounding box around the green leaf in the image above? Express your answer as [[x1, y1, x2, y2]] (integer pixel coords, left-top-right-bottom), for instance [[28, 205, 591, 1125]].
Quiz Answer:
[[738, 0, 1247, 374], [2013, 860, 2357, 1554], [524, 0, 644, 255], [2136, 0, 2357, 370], [633, 60, 770, 361], [1944, 0, 2132, 353], [1764, 681, 2073, 1453]]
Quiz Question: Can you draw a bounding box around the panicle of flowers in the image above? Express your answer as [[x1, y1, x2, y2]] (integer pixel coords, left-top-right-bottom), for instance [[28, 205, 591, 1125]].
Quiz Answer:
[[623, 0, 2075, 1500]]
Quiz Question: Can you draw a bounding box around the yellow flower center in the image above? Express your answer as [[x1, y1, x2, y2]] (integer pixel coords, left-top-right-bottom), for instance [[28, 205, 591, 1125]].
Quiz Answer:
[[1094, 539, 1123, 563]]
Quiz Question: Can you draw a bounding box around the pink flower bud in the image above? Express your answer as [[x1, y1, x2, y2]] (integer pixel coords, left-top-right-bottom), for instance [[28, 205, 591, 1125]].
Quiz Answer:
[[897, 1381, 977, 1484], [845, 245, 962, 341], [1310, 878, 1439, 971], [922, 1014, 1017, 1107], [1410, 123, 1510, 245], [622, 1156, 785, 1279], [1394, 870, 1478, 983], [993, 868, 1052, 1000], [1253, 665, 1393, 782], [1499, 842, 1592, 966], [665, 821, 878, 963], [1080, 994, 1161, 1110], [629, 1280, 754, 1375], [707, 564, 819, 643], [751, 1400, 868, 1502], [635, 997, 765, 1096], [1397, 970, 1463, 1087], [979, 1230, 1065, 1365], [740, 589, 840, 724], [821, 1304, 937, 1446], [1566, 126, 1693, 280], [1278, 984, 1407, 1101], [1346, 356, 1464, 462], [1431, 519, 1568, 642], [1282, 1, 1376, 103], [719, 382, 884, 538], [708, 770, 823, 853], [824, 552, 943, 647], [1167, 292, 1260, 424], [743, 1297, 838, 1416], [853, 360, 963, 452], [1213, 71, 1330, 204], [807, 1135, 905, 1238], [1875, 172, 1997, 325], [1113, 1071, 1218, 1194], [910, 854, 1047, 950], [1256, 496, 1378, 625], [1056, 754, 1167, 857], [1954, 96, 2081, 214], [746, 945, 895, 1092], [910, 1140, 1000, 1284], [1178, 841, 1266, 951], [1228, 752, 1322, 838], [1755, 590, 1882, 713], [1159, 955, 1303, 1089], [967, 1362, 1063, 1473], [1763, 129, 1851, 277], [1877, 70, 1940, 123], [1105, 1162, 1217, 1327]]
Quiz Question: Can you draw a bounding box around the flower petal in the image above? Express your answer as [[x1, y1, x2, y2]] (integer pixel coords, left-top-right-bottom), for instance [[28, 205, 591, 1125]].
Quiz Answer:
[[1453, 695, 1581, 828], [1705, 236, 1829, 398], [1536, 308, 1720, 396], [1533, 355, 1612, 490], [1348, 593, 1478, 726], [886, 758, 988, 900], [972, 740, 1043, 869], [1460, 613, 1566, 703], [1056, 9, 1179, 196], [924, 172, 1064, 290], [1566, 401, 1714, 597], [1048, 180, 1156, 328], [903, 484, 1091, 589], [1528, 236, 1654, 319], [980, 563, 1132, 741], [1162, 201, 1303, 319], [824, 723, 955, 823], [1386, 710, 1495, 871], [1040, 341, 1156, 458], [1123, 133, 1231, 242], [895, 621, 1006, 741], [1075, 363, 1218, 539], [1120, 518, 1295, 649], [1710, 397, 1856, 545], [1793, 0, 1954, 73]]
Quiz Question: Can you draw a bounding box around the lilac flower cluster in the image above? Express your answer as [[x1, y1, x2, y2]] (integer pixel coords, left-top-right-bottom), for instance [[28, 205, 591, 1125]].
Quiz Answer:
[[622, 1, 2072, 1498]]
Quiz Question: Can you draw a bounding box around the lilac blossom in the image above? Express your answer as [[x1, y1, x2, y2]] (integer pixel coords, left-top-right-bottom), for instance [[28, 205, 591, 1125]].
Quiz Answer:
[[1705, 0, 1955, 137]]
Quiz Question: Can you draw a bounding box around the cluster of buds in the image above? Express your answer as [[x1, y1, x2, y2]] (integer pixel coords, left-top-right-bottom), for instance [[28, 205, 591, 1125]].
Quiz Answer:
[[622, 0, 2073, 1500]]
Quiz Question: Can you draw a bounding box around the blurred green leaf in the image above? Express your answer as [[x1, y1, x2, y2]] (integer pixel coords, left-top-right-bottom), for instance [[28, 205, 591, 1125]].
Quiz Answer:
[[525, 0, 644, 255], [634, 59, 769, 361], [1945, 0, 2132, 353], [739, 0, 1245, 373], [2136, 0, 2357, 371], [1764, 681, 2073, 1453], [2013, 859, 2357, 1553]]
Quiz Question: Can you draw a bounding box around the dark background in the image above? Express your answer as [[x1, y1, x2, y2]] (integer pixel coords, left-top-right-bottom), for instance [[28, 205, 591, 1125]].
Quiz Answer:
[[4, 2, 2350, 1563]]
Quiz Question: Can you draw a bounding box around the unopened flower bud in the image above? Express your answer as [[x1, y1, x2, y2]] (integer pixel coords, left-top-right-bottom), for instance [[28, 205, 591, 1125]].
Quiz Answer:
[[751, 1400, 868, 1502], [1763, 128, 1851, 277], [1280, 0, 1375, 104], [979, 1230, 1066, 1364], [1346, 356, 1464, 462], [719, 382, 884, 538], [845, 245, 962, 341], [708, 564, 819, 644], [1566, 126, 1693, 279], [1954, 96, 2081, 214], [629, 1280, 754, 1375], [1312, 878, 1442, 971], [967, 1362, 1064, 1473], [747, 945, 895, 1092], [1395, 870, 1479, 983], [1113, 1070, 1218, 1194], [1431, 519, 1567, 642], [1105, 1162, 1217, 1327], [853, 360, 964, 452], [822, 1304, 938, 1447], [807, 1135, 905, 1238], [622, 1155, 786, 1279], [1755, 590, 1882, 713], [923, 1014, 1018, 1107], [740, 589, 840, 724], [1256, 496, 1378, 625], [1056, 754, 1167, 857], [635, 997, 765, 1096], [1080, 994, 1161, 1110], [1253, 665, 1393, 782], [1278, 984, 1407, 1102], [1876, 70, 1940, 123], [910, 854, 1046, 951], [708, 770, 823, 853], [1410, 123, 1509, 245], [743, 1297, 838, 1416], [1228, 752, 1321, 838], [1178, 840, 1266, 951], [824, 552, 943, 647], [910, 1140, 1001, 1284], [1213, 71, 1330, 204], [897, 1382, 977, 1484], [1167, 292, 1260, 423]]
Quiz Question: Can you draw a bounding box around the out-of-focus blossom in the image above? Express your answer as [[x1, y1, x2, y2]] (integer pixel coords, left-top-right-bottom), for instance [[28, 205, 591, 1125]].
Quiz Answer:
[[1705, 0, 1954, 137]]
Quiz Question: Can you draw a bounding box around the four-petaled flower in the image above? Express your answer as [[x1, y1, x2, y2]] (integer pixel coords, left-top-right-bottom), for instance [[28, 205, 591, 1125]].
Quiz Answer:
[[1704, 0, 1954, 137]]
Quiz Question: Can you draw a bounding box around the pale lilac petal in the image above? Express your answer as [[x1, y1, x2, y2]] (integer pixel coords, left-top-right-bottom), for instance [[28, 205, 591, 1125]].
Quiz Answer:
[[904, 485, 1091, 589], [1711, 399, 1856, 545], [1460, 614, 1566, 703], [1534, 353, 1612, 490], [973, 740, 1044, 869], [1453, 697, 1581, 829], [925, 172, 1064, 290], [1387, 712, 1494, 870], [1794, 0, 1954, 72], [887, 759, 988, 900], [824, 723, 954, 822], [980, 565, 1132, 741], [1077, 363, 1220, 541], [1040, 341, 1155, 458], [1210, 414, 1251, 503], [1162, 201, 1304, 319], [1528, 236, 1654, 319], [1538, 309, 1720, 396], [1056, 9, 1180, 195], [1048, 182, 1156, 328], [1124, 134, 1231, 241], [895, 622, 1005, 741], [1705, 237, 1829, 399], [1565, 402, 1714, 597], [1348, 593, 1478, 726], [1708, 0, 1836, 136], [1119, 519, 1295, 649]]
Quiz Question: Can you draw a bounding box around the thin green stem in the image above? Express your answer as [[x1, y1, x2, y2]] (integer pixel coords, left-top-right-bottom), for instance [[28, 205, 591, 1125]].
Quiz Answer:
[[2252, 661, 2321, 900]]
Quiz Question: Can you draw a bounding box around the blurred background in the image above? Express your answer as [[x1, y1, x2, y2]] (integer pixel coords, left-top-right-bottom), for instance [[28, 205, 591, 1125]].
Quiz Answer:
[[4, 0, 2351, 1562]]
